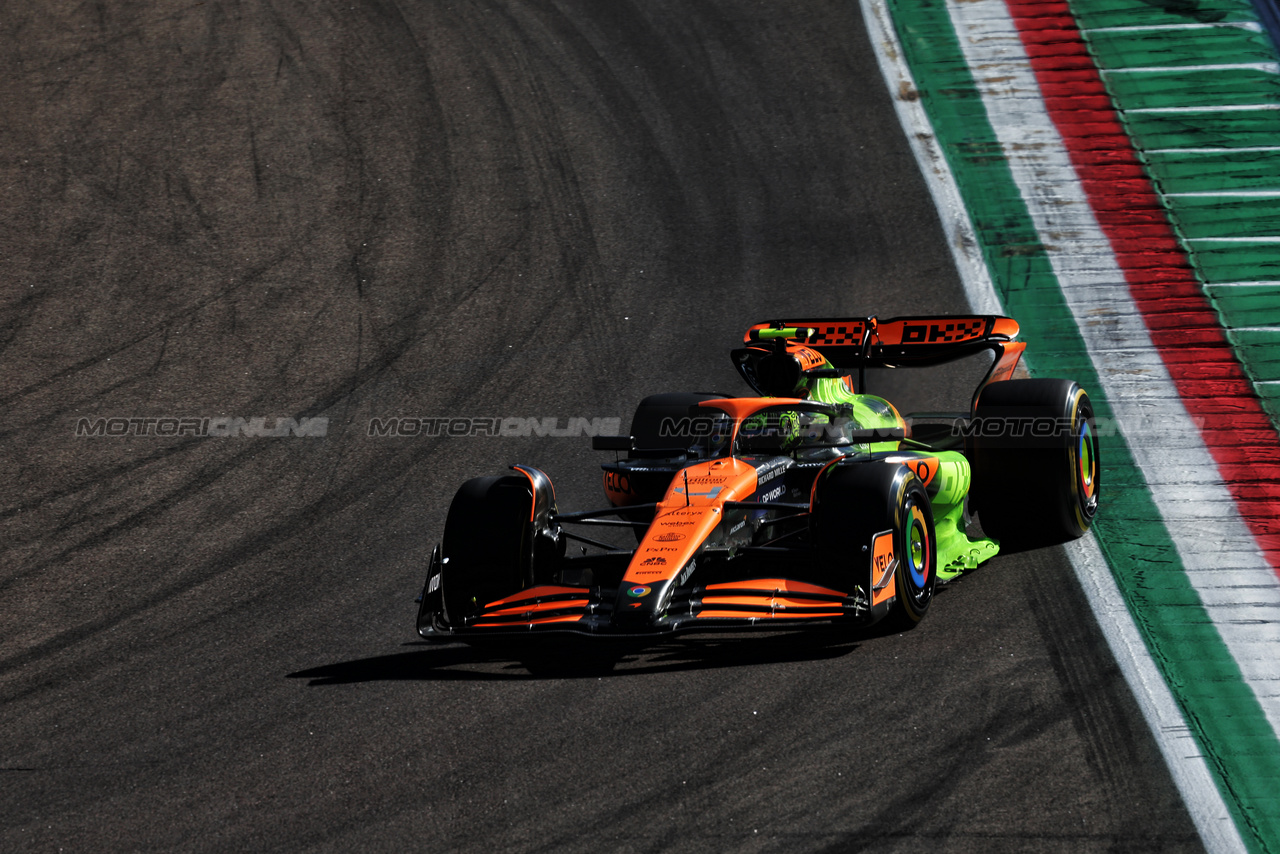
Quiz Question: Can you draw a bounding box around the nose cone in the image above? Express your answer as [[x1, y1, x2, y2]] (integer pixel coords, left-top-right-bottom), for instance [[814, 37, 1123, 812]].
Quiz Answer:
[[611, 459, 759, 630], [612, 505, 719, 629]]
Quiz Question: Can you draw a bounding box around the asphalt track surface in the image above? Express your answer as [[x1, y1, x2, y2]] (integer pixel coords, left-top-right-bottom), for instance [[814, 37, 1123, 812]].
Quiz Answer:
[[2, 2, 1203, 852]]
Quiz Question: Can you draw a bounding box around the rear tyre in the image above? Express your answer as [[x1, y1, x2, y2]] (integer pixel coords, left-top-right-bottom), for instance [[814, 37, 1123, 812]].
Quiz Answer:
[[628, 392, 728, 458], [813, 463, 938, 630], [440, 475, 533, 625], [617, 392, 728, 540], [970, 379, 1100, 547]]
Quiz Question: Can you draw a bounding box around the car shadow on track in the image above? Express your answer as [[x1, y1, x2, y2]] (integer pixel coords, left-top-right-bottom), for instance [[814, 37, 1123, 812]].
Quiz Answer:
[[286, 627, 887, 685]]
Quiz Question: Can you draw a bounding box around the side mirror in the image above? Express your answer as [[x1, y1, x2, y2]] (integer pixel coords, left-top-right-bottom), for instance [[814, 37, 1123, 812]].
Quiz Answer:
[[591, 435, 633, 452]]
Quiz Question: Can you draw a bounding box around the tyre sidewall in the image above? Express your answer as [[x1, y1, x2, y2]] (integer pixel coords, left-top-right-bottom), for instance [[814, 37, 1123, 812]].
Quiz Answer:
[[971, 379, 1099, 546], [812, 463, 937, 628], [440, 476, 533, 624]]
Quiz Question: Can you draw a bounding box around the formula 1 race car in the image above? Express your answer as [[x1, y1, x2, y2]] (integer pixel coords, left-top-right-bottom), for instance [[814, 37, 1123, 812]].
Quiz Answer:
[[416, 316, 1099, 643]]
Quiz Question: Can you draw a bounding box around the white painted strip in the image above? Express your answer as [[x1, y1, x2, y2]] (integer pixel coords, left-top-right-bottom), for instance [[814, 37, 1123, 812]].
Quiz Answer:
[[1188, 237, 1280, 243], [1103, 63, 1280, 74], [1126, 104, 1280, 114], [1146, 146, 1280, 154], [1084, 22, 1263, 34], [862, 1, 1250, 850], [1165, 190, 1280, 198], [947, 0, 1280, 740], [1207, 282, 1280, 288], [1234, 326, 1280, 332], [945, 2, 1280, 850], [1064, 535, 1251, 854]]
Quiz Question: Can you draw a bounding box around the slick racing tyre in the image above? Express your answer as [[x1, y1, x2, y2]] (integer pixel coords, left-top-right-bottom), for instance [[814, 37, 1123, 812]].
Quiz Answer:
[[627, 392, 729, 458], [440, 475, 534, 625], [813, 463, 937, 630], [969, 379, 1100, 547], [619, 392, 729, 540]]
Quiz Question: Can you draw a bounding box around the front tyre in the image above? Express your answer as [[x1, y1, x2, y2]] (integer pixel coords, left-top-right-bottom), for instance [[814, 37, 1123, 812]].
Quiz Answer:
[[813, 463, 938, 630], [440, 475, 534, 625], [892, 488, 936, 628]]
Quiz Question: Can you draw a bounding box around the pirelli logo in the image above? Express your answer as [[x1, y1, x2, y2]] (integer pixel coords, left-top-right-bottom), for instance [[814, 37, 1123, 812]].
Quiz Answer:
[[901, 319, 985, 344]]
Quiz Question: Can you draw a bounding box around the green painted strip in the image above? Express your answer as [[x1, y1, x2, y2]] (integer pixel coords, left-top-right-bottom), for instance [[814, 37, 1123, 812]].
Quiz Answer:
[[1085, 0, 1280, 438], [1255, 383, 1280, 424], [1166, 195, 1280, 237], [1146, 148, 1280, 194], [1124, 108, 1280, 150], [1073, 0, 1260, 28], [1229, 328, 1280, 381], [1086, 27, 1276, 69], [887, 1, 1280, 850], [1072, 17, 1280, 843], [1208, 283, 1280, 326], [1189, 242, 1280, 284], [1106, 67, 1280, 108]]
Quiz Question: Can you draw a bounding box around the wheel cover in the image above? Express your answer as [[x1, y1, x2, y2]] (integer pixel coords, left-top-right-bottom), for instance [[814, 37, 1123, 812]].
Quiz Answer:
[[906, 501, 932, 594], [1076, 419, 1097, 502]]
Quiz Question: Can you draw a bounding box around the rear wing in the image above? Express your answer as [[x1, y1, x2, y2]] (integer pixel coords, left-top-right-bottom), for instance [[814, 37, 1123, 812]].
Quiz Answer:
[[737, 315, 1026, 409]]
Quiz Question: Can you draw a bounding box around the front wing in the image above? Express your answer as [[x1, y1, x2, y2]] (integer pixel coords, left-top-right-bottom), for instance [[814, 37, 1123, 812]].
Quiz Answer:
[[416, 545, 875, 640]]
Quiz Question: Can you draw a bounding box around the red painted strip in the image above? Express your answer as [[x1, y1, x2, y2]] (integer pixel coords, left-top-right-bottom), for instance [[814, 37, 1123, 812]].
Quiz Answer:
[[1004, 1, 1280, 577], [1046, 97, 1128, 117], [1006, 1, 1073, 16], [1236, 483, 1280, 501], [1038, 80, 1109, 98]]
